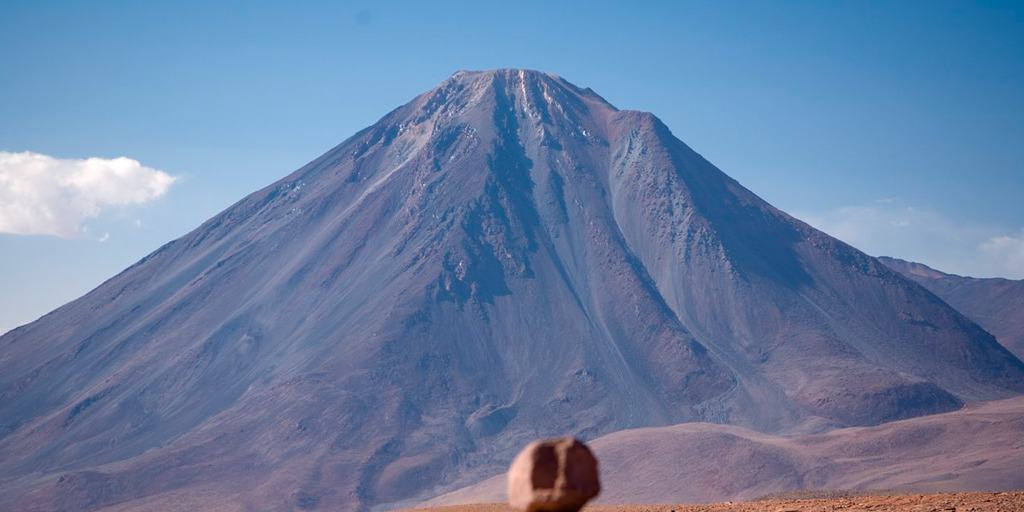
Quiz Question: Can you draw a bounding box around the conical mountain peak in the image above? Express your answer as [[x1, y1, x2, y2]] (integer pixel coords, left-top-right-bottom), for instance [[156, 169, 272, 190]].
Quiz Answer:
[[446, 68, 561, 83], [396, 69, 618, 139], [440, 68, 593, 102], [1, 71, 1021, 512]]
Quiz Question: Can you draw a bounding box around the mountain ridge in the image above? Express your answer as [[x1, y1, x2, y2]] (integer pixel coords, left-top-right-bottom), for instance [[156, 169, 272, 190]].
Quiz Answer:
[[878, 256, 1024, 359]]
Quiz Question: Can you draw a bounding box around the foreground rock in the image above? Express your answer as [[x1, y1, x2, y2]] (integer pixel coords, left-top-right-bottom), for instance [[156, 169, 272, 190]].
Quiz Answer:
[[508, 438, 600, 512]]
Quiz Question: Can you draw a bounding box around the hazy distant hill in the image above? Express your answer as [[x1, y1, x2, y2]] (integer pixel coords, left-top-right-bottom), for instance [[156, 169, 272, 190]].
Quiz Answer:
[[879, 256, 1024, 359], [1, 70, 1021, 511], [428, 396, 1024, 505]]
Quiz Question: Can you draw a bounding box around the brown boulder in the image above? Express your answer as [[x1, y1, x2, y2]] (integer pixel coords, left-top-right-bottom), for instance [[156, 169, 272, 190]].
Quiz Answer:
[[507, 437, 601, 512]]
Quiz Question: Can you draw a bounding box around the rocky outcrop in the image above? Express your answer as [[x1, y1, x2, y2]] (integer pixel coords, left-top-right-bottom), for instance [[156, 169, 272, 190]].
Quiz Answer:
[[508, 438, 600, 512]]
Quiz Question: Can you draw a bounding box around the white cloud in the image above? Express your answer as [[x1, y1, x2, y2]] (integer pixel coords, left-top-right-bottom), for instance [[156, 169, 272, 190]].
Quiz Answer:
[[793, 200, 1024, 279], [0, 151, 177, 237], [980, 231, 1024, 278]]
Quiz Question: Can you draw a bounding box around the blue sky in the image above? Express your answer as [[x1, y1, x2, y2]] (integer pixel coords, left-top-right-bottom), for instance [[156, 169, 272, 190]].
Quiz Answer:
[[2, 0, 1023, 334]]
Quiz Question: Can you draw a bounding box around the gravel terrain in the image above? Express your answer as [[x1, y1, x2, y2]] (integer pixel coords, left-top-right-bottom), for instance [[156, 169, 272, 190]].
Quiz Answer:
[[413, 491, 1024, 512]]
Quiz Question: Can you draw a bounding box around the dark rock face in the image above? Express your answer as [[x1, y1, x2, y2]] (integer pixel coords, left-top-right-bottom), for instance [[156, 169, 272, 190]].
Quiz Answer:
[[1, 69, 1022, 511], [879, 256, 1024, 359]]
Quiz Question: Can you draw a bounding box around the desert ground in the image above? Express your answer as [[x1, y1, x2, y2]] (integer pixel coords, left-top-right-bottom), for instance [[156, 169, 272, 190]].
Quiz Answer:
[[411, 491, 1024, 512]]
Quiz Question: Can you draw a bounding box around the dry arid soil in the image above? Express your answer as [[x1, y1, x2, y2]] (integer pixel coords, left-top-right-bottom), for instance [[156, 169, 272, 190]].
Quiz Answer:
[[411, 491, 1024, 512]]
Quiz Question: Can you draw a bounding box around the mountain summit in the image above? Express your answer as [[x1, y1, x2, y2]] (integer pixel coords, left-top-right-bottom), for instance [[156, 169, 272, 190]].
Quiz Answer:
[[2, 69, 1022, 511]]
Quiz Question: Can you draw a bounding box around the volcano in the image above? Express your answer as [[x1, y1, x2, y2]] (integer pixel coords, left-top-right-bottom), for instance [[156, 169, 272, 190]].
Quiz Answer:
[[1, 70, 1021, 512]]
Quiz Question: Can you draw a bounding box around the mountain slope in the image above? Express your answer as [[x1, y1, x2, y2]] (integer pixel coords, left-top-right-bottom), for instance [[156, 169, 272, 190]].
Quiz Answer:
[[426, 396, 1024, 505], [1, 70, 1022, 512], [879, 256, 1024, 359]]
